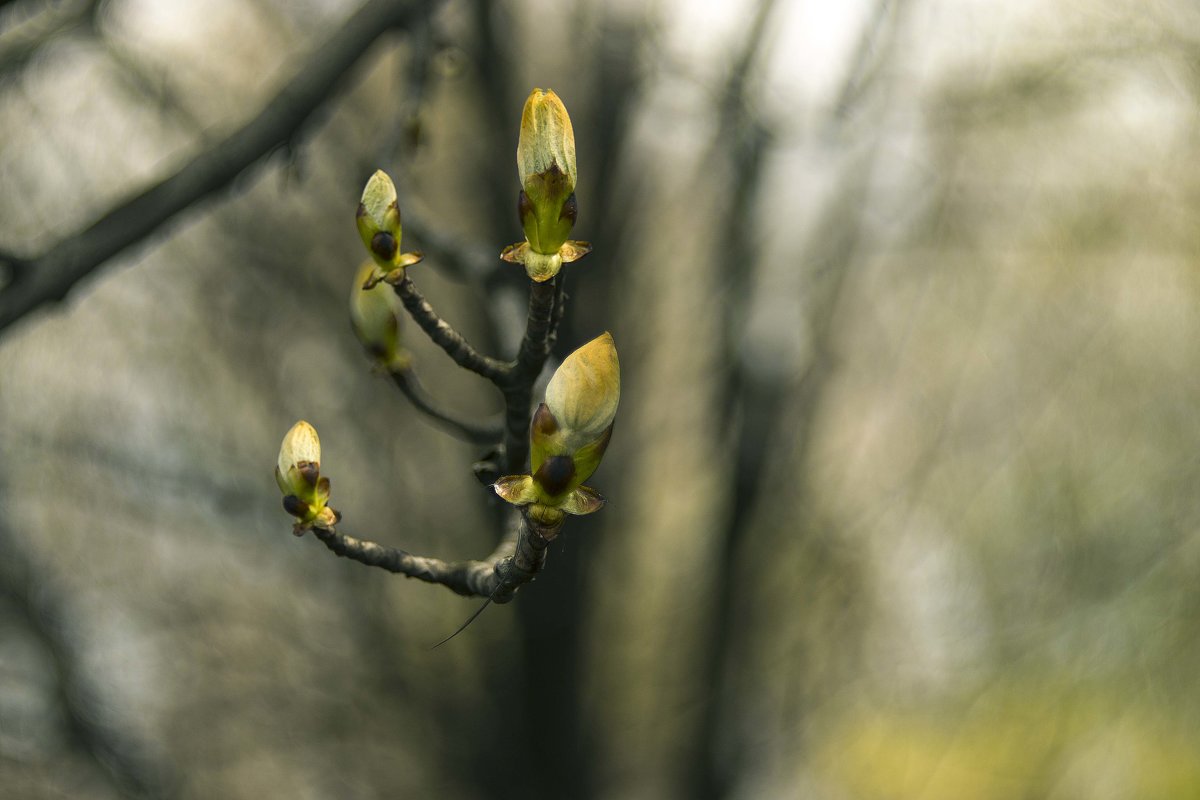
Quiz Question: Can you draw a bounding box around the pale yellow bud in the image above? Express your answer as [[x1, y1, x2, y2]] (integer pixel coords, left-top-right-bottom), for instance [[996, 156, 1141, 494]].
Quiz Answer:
[[275, 420, 334, 526], [350, 261, 406, 369], [545, 332, 620, 452], [278, 420, 320, 483], [356, 170, 402, 267], [517, 89, 577, 192]]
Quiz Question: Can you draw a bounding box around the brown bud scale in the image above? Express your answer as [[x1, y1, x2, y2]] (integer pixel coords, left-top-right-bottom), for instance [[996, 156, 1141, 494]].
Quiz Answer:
[[371, 232, 398, 261], [534, 455, 576, 498]]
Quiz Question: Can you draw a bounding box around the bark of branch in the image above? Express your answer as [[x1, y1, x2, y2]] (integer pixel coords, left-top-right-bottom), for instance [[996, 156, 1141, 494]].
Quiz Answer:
[[391, 275, 511, 382], [0, 0, 431, 335], [309, 508, 561, 604], [501, 278, 557, 473], [389, 366, 503, 444]]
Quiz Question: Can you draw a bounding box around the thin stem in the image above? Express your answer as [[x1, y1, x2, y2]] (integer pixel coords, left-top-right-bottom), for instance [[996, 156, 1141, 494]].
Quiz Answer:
[[308, 507, 561, 604], [389, 367, 503, 444], [391, 275, 511, 383], [502, 278, 557, 473], [549, 272, 568, 349]]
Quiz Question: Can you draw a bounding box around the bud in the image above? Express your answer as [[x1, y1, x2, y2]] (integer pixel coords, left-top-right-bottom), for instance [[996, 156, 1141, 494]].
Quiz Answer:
[[543, 332, 620, 454], [518, 89, 577, 208], [350, 261, 410, 370], [356, 169, 423, 280], [357, 170, 401, 259], [508, 89, 591, 282], [493, 333, 620, 518], [275, 420, 336, 527]]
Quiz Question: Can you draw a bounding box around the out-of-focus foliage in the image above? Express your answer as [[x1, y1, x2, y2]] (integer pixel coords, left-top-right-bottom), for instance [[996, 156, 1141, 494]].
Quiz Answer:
[[1, 0, 1199, 798]]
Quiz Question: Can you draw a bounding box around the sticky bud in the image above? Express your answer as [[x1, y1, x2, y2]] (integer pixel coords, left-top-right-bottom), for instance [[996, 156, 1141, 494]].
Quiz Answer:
[[508, 89, 584, 282], [518, 89, 577, 207], [275, 420, 336, 527], [356, 170, 424, 278], [357, 171, 401, 256], [544, 332, 620, 454], [350, 261, 409, 370], [494, 333, 619, 517]]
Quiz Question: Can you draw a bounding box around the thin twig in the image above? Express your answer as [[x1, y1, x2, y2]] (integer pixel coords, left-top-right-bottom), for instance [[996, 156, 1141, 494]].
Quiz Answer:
[[548, 272, 568, 349], [309, 507, 561, 604], [0, 0, 433, 335], [388, 366, 503, 444], [501, 278, 557, 473], [391, 275, 511, 382]]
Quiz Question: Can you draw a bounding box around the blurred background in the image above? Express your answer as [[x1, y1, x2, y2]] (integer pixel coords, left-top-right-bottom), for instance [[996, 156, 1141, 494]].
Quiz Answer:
[[2, 0, 1199, 797]]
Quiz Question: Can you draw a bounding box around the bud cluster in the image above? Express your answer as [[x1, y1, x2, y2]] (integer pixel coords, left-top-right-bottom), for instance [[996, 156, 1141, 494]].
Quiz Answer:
[[278, 90, 619, 540]]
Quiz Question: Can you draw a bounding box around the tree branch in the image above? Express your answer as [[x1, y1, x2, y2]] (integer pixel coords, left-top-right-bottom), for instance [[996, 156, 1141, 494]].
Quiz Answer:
[[388, 366, 503, 444], [0, 0, 99, 82], [308, 508, 561, 604], [0, 0, 432, 335], [501, 278, 557, 473], [391, 275, 511, 382]]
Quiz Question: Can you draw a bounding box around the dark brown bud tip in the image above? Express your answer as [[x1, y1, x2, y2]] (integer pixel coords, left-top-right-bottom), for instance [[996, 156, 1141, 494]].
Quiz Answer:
[[531, 403, 559, 437], [371, 231, 398, 261]]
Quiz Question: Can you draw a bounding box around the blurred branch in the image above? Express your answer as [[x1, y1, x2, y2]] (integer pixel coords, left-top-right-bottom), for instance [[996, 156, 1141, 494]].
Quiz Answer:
[[388, 366, 503, 443], [307, 507, 559, 605], [0, 0, 436, 335], [825, 0, 901, 132], [0, 511, 177, 798], [688, 7, 781, 800], [391, 275, 511, 382], [691, 2, 905, 798], [376, 4, 436, 163], [402, 206, 498, 283], [467, 0, 515, 246], [100, 30, 207, 134], [0, 0, 99, 80]]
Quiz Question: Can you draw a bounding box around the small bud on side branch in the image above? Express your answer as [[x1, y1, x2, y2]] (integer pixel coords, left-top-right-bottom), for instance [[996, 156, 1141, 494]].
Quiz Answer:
[[357, 170, 425, 285], [276, 421, 338, 529]]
